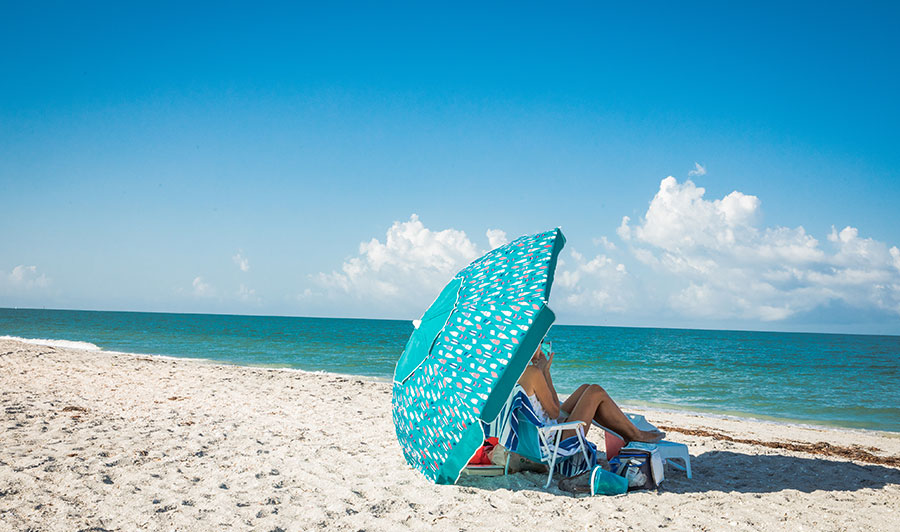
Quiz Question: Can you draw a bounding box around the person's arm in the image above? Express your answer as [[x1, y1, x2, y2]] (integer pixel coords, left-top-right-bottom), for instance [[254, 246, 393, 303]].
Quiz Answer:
[[534, 349, 560, 407], [543, 365, 560, 408], [543, 350, 560, 407], [520, 365, 560, 420]]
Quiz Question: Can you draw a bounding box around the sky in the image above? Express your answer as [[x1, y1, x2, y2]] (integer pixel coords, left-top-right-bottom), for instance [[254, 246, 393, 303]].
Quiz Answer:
[[2, 2, 899, 335]]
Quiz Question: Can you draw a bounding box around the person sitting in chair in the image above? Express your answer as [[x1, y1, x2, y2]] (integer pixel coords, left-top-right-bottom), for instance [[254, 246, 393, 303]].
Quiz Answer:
[[517, 342, 665, 444]]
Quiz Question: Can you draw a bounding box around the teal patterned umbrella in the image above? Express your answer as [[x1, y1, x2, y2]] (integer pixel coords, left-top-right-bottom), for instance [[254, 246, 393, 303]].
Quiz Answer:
[[392, 228, 566, 484]]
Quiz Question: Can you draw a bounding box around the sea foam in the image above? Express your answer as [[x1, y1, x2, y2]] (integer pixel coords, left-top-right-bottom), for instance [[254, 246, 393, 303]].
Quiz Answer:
[[0, 335, 101, 351]]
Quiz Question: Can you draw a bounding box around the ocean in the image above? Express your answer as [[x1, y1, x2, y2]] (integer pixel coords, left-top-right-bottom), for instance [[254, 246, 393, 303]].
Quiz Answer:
[[2, 308, 898, 432]]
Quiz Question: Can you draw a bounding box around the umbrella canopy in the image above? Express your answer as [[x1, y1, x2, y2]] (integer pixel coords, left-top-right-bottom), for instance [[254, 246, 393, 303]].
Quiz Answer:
[[391, 228, 566, 484]]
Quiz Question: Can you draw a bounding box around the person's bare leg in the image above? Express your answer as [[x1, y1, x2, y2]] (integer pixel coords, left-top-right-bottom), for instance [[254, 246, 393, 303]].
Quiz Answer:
[[591, 385, 664, 442], [561, 384, 664, 443], [560, 383, 590, 416]]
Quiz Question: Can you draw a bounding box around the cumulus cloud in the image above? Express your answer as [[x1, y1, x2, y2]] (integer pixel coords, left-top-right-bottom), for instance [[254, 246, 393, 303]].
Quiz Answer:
[[313, 214, 480, 314], [6, 265, 51, 288], [192, 276, 214, 297], [617, 216, 632, 241], [620, 177, 900, 321], [486, 229, 508, 249], [554, 249, 631, 312], [688, 162, 707, 176], [304, 184, 898, 329], [593, 236, 617, 251], [232, 250, 250, 272], [622, 177, 760, 254]]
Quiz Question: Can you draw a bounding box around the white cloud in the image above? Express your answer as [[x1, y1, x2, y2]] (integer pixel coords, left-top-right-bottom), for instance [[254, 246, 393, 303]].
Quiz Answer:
[[622, 177, 900, 321], [192, 276, 214, 297], [302, 184, 899, 329], [5, 265, 50, 289], [632, 177, 760, 253], [554, 248, 631, 312], [232, 250, 250, 272], [593, 236, 617, 251], [312, 214, 481, 315], [237, 284, 260, 304], [486, 229, 508, 249], [688, 162, 707, 176], [617, 216, 632, 241]]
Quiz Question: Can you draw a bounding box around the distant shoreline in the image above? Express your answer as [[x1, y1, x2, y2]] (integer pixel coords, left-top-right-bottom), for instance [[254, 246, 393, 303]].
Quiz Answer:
[[3, 306, 899, 338], [3, 332, 896, 436]]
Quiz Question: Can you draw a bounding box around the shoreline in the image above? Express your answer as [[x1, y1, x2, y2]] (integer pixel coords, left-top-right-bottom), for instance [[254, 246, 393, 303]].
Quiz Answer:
[[3, 333, 894, 436], [616, 400, 900, 438], [2, 337, 899, 531]]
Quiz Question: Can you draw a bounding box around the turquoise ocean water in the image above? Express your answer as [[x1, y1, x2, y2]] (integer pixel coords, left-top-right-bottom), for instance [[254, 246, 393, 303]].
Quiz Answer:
[[2, 308, 898, 432]]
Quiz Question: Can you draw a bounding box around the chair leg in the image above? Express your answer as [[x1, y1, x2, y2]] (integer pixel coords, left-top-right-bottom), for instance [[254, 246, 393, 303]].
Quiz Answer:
[[545, 452, 557, 488], [545, 430, 563, 488], [577, 426, 591, 467], [666, 459, 686, 472], [664, 456, 692, 479]]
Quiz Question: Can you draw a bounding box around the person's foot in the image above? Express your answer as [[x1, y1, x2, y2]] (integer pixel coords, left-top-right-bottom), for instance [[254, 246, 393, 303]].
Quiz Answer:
[[630, 429, 665, 443]]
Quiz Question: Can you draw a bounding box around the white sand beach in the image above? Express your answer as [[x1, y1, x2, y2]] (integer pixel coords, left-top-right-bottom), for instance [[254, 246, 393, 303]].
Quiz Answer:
[[2, 337, 899, 532]]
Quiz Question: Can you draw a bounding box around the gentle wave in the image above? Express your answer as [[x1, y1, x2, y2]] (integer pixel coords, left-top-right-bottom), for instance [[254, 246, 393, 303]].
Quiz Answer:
[[0, 335, 101, 351], [1, 334, 392, 383]]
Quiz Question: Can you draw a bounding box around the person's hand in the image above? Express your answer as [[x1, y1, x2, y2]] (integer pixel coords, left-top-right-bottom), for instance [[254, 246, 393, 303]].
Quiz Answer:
[[531, 349, 548, 371], [533, 349, 550, 372]]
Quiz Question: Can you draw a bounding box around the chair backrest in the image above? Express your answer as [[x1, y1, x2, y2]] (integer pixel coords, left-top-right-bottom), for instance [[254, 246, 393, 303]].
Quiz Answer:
[[483, 384, 597, 480], [482, 384, 552, 463], [509, 411, 546, 463]]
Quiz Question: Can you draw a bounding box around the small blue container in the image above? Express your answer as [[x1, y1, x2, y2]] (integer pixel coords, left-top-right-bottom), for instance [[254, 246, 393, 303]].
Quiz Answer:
[[590, 466, 628, 495]]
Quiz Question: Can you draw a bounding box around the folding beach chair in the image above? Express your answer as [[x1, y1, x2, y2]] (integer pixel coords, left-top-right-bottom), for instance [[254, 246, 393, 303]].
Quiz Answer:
[[483, 385, 597, 488]]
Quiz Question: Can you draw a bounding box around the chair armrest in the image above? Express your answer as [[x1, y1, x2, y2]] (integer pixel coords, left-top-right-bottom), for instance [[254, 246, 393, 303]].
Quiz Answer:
[[562, 405, 619, 430], [540, 420, 586, 433]]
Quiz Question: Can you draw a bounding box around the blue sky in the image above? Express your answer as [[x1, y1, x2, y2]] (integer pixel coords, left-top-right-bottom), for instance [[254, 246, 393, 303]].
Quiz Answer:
[[2, 2, 899, 334]]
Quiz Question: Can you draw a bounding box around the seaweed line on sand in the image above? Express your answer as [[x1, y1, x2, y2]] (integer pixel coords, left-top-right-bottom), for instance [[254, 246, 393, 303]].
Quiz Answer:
[[657, 425, 900, 467]]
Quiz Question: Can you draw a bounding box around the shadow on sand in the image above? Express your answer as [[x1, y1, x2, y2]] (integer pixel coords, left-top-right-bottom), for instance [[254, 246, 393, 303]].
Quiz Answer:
[[460, 451, 900, 494], [654, 450, 900, 494]]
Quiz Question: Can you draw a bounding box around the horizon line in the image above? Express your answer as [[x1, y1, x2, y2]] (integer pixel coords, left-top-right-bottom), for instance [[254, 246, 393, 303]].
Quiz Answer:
[[2, 306, 897, 339]]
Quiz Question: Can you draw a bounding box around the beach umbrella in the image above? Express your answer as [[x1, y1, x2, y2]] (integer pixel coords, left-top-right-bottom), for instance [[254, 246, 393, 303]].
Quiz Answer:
[[391, 228, 566, 484]]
